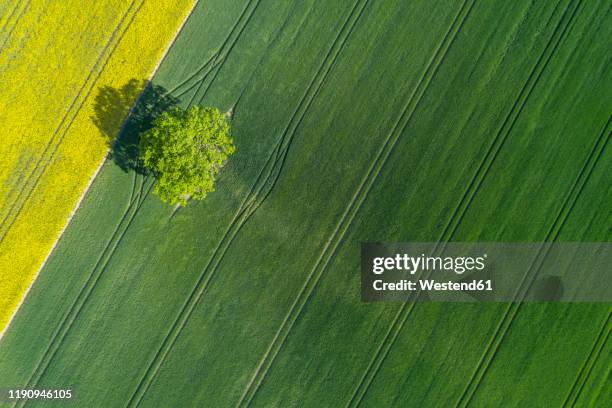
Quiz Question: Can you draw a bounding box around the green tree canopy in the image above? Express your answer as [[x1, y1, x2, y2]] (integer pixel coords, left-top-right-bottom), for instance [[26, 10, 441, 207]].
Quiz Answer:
[[139, 106, 235, 206]]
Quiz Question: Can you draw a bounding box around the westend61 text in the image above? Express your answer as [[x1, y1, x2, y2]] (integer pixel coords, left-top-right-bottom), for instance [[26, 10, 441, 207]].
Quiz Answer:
[[372, 279, 493, 292]]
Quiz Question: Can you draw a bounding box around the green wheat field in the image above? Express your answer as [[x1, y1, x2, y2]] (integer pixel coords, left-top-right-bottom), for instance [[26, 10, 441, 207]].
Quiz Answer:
[[0, 0, 610, 406]]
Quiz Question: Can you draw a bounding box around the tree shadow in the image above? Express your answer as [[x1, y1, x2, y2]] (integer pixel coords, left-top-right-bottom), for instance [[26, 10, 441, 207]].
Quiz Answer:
[[91, 79, 178, 173], [530, 275, 564, 301]]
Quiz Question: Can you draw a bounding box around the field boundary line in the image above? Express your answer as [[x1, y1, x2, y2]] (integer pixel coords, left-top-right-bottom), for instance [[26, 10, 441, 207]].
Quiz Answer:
[[0, 0, 143, 243], [562, 309, 612, 407], [454, 111, 609, 408], [12, 0, 199, 389], [124, 1, 371, 406], [0, 0, 143, 344], [346, 0, 588, 405], [0, 0, 199, 396], [0, 150, 105, 344]]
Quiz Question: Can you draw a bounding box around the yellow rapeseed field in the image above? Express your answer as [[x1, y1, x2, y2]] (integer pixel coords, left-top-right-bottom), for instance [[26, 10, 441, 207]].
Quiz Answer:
[[0, 0, 194, 332]]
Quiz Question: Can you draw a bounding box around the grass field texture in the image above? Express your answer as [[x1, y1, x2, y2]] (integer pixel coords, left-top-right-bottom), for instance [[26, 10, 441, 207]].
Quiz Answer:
[[0, 0, 194, 331], [0, 0, 610, 406]]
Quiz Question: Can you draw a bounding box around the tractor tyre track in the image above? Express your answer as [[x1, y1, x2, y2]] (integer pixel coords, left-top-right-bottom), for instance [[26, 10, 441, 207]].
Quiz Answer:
[[15, 178, 155, 408], [454, 112, 609, 408], [347, 0, 587, 406], [238, 0, 483, 406], [0, 0, 31, 52], [124, 0, 371, 406], [562, 309, 612, 408]]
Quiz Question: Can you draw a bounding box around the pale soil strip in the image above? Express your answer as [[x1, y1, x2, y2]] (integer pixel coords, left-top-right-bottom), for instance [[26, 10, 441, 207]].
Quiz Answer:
[[0, 0, 145, 342], [0, 148, 105, 345], [10, 5, 201, 401], [0, 0, 199, 346]]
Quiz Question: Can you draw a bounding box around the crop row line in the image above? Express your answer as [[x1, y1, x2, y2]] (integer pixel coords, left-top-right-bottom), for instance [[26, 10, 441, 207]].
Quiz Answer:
[[0, 0, 20, 34], [0, 0, 33, 221], [562, 308, 612, 407], [245, 0, 483, 405], [123, 0, 371, 406], [2, 0, 135, 230], [168, 54, 218, 98], [234, 1, 381, 406], [158, 0, 262, 106], [0, 155, 35, 226], [243, 1, 473, 407], [0, 0, 143, 245]]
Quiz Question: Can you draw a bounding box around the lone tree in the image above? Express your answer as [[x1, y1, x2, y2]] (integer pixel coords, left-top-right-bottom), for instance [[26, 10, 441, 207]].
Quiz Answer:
[[139, 106, 235, 206]]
